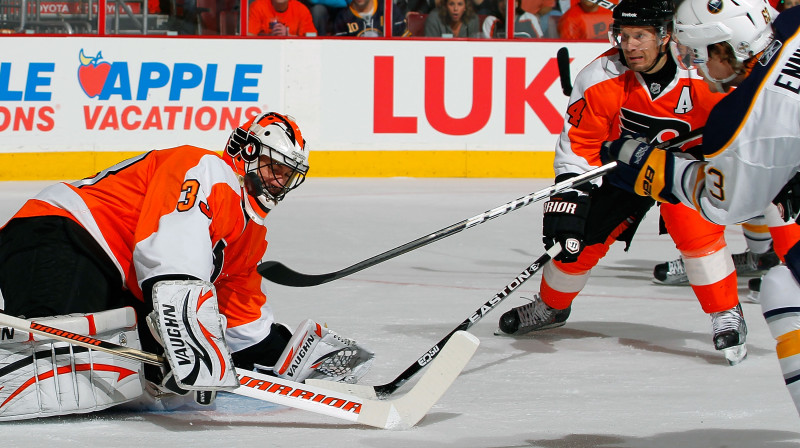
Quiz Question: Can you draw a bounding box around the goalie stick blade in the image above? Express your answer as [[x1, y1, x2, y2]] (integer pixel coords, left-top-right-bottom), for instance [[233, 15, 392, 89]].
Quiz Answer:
[[234, 331, 478, 429], [306, 330, 480, 409]]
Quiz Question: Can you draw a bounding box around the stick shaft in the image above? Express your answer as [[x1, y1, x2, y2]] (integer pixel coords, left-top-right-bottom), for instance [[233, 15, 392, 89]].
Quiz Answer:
[[0, 312, 165, 366], [257, 164, 613, 287]]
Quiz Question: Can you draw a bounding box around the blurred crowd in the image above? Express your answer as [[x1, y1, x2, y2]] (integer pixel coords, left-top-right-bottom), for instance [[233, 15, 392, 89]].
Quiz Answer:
[[145, 0, 616, 38], [243, 0, 615, 38], [4, 0, 799, 38]]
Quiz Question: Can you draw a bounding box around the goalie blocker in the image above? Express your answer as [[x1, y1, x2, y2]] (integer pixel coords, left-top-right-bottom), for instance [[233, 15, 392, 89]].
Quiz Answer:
[[146, 280, 239, 393]]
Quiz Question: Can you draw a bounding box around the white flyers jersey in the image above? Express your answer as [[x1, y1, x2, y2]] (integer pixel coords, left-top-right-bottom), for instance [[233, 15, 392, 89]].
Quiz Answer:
[[555, 48, 724, 179], [6, 146, 273, 351], [673, 7, 800, 225]]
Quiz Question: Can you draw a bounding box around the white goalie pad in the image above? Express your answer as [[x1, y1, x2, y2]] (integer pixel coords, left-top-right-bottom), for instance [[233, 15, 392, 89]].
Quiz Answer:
[[0, 307, 144, 421], [273, 319, 375, 384], [149, 280, 238, 391]]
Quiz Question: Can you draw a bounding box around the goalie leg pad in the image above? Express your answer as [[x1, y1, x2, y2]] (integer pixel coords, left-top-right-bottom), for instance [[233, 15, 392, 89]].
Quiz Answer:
[[148, 280, 238, 391], [273, 319, 375, 384], [0, 307, 144, 421]]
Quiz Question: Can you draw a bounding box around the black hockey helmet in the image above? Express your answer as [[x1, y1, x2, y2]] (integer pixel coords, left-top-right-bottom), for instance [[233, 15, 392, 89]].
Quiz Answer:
[[610, 0, 674, 50], [612, 0, 674, 29]]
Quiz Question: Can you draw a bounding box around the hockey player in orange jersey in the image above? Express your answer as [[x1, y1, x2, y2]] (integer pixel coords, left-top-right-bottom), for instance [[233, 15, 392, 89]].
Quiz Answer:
[[496, 0, 749, 365], [0, 112, 374, 420]]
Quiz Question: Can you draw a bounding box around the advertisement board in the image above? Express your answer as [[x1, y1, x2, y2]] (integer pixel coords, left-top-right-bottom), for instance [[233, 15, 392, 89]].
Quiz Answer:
[[0, 37, 607, 178]]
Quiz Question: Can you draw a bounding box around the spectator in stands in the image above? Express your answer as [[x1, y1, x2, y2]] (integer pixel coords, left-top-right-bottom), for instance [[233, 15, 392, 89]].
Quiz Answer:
[[304, 0, 350, 35], [556, 0, 611, 40], [482, 0, 543, 38], [407, 0, 436, 13], [777, 0, 800, 10], [425, 0, 481, 37], [473, 0, 493, 16], [248, 0, 318, 35], [529, 0, 561, 37], [333, 0, 408, 36]]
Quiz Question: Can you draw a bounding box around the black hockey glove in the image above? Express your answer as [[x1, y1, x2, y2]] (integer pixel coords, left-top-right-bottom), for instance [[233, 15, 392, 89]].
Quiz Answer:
[[773, 172, 800, 223], [542, 186, 591, 263]]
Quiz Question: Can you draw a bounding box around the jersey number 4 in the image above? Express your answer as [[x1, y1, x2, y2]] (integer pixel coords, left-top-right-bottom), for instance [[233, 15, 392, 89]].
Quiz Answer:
[[566, 98, 586, 128]]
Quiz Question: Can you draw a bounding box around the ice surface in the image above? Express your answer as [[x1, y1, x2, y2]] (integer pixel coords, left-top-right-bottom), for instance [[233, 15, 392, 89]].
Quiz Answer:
[[1, 178, 798, 448]]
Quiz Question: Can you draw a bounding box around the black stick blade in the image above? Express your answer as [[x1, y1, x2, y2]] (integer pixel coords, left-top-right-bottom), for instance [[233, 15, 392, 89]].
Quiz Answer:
[[256, 261, 336, 287], [557, 47, 572, 97]]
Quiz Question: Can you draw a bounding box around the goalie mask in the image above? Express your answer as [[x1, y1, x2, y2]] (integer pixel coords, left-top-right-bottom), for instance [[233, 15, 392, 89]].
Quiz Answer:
[[224, 112, 309, 224], [672, 0, 776, 82]]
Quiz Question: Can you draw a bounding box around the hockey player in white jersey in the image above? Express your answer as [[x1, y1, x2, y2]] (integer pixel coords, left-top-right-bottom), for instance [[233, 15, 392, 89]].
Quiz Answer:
[[601, 0, 800, 414]]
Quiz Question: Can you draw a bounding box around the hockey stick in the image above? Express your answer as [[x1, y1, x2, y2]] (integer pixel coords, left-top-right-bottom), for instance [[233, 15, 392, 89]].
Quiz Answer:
[[301, 129, 707, 399], [557, 47, 573, 96], [0, 312, 165, 366], [0, 312, 478, 429], [257, 165, 614, 287], [307, 243, 562, 398]]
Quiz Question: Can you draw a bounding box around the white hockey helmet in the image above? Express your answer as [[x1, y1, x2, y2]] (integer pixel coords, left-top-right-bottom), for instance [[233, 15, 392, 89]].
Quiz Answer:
[[672, 0, 776, 80], [224, 112, 309, 224]]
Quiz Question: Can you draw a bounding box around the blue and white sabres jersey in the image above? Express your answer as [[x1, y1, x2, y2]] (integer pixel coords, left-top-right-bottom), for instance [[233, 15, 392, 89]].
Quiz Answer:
[[674, 7, 800, 225]]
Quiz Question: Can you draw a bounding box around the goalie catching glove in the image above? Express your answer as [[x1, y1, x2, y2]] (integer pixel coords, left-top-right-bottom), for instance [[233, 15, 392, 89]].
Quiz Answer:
[[600, 135, 681, 204], [272, 319, 375, 384], [543, 180, 591, 263], [147, 280, 238, 393]]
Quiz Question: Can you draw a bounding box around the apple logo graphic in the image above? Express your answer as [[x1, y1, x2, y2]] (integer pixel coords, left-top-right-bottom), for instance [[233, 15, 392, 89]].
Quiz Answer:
[[77, 49, 111, 98]]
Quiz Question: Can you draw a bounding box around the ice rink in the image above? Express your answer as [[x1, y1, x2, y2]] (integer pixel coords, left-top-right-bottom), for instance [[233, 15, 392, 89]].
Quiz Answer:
[[1, 177, 799, 448]]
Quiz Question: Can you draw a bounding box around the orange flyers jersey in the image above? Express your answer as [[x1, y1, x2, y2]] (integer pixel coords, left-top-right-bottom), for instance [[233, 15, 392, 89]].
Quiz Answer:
[[9, 146, 272, 352], [555, 48, 726, 179]]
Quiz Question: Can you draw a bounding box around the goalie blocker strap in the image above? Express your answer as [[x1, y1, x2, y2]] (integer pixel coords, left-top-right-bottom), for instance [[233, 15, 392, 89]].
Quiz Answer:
[[148, 280, 238, 391]]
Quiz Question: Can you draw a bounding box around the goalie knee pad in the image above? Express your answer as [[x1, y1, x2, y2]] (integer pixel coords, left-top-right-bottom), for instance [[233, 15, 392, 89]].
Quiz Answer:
[[0, 307, 144, 421], [273, 319, 374, 384]]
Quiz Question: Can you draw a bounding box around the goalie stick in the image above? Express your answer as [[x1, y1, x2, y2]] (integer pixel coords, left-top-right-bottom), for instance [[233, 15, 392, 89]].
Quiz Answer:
[[257, 165, 615, 287], [0, 312, 479, 429], [307, 243, 562, 398]]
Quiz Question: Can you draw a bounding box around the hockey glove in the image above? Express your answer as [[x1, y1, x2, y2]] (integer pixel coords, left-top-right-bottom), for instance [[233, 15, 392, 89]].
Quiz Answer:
[[542, 187, 591, 263], [273, 319, 375, 384], [600, 136, 680, 204], [772, 172, 800, 222]]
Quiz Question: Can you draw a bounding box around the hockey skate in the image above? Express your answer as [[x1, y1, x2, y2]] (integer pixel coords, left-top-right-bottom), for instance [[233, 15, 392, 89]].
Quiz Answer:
[[652, 257, 688, 285], [732, 248, 780, 277], [710, 303, 748, 366], [495, 295, 571, 336], [745, 277, 762, 303]]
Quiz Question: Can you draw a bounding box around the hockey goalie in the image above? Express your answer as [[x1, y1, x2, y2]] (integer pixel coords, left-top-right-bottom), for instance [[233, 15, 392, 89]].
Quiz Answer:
[[0, 112, 374, 420]]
